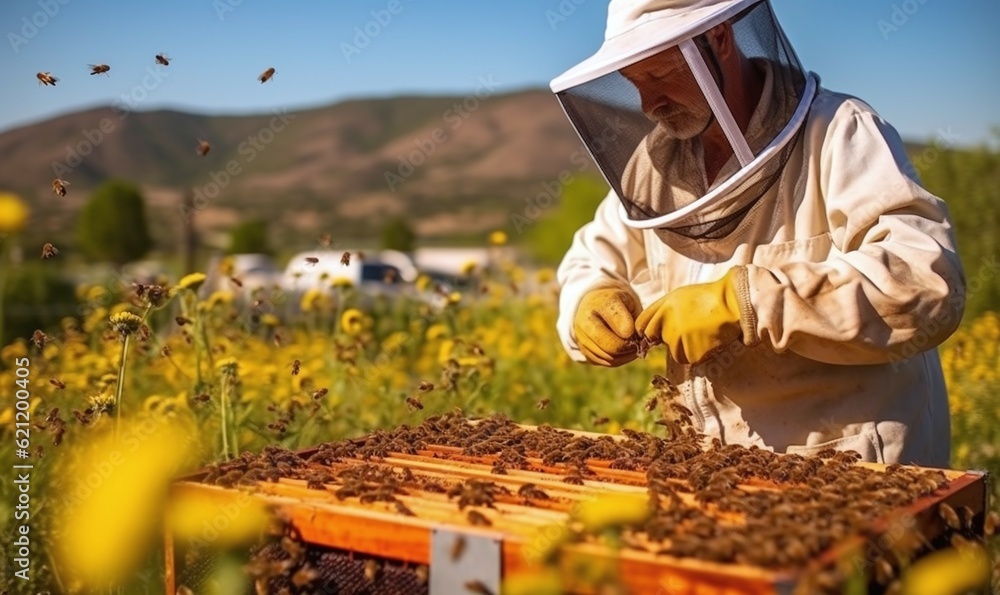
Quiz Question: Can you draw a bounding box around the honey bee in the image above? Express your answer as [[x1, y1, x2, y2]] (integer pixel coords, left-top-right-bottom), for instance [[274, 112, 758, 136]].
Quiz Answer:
[[406, 396, 424, 410], [289, 359, 302, 375], [193, 393, 211, 403], [985, 511, 998, 537], [414, 565, 429, 584], [874, 557, 895, 585], [196, 139, 211, 156], [363, 559, 379, 582], [311, 388, 328, 400], [318, 233, 332, 247], [417, 380, 434, 392], [938, 503, 961, 530], [450, 535, 467, 561], [383, 268, 398, 283], [340, 251, 351, 266], [161, 345, 172, 357], [88, 64, 110, 76], [37, 72, 58, 86], [463, 579, 494, 595], [273, 332, 283, 347], [258, 67, 275, 84], [229, 276, 243, 288], [536, 398, 550, 410], [291, 565, 319, 589], [31, 330, 50, 348], [394, 500, 415, 516], [175, 316, 192, 326], [466, 510, 492, 526], [155, 53, 171, 66], [52, 178, 69, 197], [41, 243, 59, 259], [49, 378, 66, 389], [592, 416, 610, 427]]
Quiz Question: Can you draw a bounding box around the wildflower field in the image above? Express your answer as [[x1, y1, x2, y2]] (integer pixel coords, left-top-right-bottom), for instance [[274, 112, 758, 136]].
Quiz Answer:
[[0, 251, 997, 593]]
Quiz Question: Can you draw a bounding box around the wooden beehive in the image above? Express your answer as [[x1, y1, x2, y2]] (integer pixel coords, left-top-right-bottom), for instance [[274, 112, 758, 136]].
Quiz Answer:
[[165, 419, 990, 595]]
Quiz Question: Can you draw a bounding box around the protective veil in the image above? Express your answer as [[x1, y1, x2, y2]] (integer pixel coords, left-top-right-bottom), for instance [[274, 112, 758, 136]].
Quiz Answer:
[[550, 0, 816, 239]]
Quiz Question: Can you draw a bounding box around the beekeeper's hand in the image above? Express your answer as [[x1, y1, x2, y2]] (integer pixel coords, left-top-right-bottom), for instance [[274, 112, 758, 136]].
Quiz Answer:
[[636, 267, 750, 365], [572, 286, 642, 367]]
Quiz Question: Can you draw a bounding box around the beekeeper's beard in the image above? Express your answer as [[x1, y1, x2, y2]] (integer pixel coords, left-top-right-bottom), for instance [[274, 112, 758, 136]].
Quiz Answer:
[[649, 99, 714, 141]]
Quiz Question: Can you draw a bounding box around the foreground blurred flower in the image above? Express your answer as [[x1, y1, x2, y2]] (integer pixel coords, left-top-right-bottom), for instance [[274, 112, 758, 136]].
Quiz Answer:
[[341, 308, 364, 336], [55, 419, 196, 588], [573, 493, 651, 534], [901, 544, 990, 595], [0, 192, 29, 234], [167, 489, 271, 549], [217, 357, 239, 459], [489, 230, 508, 246]]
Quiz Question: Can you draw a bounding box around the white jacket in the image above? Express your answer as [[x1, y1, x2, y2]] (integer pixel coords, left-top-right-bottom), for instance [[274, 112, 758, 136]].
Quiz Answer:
[[556, 86, 966, 468]]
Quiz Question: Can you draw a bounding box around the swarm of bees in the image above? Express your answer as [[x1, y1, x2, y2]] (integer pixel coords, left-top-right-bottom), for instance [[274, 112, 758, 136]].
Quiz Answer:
[[88, 64, 111, 76]]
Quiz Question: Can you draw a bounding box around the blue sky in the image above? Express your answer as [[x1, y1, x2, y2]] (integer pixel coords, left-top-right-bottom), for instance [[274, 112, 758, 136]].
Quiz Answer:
[[0, 0, 997, 145]]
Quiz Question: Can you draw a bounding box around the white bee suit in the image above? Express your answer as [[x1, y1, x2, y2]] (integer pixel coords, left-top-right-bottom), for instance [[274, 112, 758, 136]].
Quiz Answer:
[[556, 87, 965, 467]]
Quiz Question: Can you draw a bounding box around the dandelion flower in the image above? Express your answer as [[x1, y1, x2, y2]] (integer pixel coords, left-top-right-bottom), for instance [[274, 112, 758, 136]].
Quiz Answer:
[[447, 291, 462, 305], [173, 272, 207, 294], [488, 230, 508, 246], [535, 268, 556, 284], [260, 313, 280, 327], [109, 311, 143, 340], [460, 261, 477, 276], [415, 274, 431, 292], [341, 308, 364, 336], [425, 324, 448, 341], [331, 277, 354, 289], [88, 392, 115, 416], [573, 493, 651, 533]]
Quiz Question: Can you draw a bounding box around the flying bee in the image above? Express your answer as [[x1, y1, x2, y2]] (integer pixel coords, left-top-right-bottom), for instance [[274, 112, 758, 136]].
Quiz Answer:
[[229, 276, 243, 287], [88, 64, 110, 76], [592, 416, 610, 427], [450, 535, 467, 561], [41, 243, 58, 259], [49, 378, 65, 389], [155, 53, 170, 66], [406, 396, 424, 411], [536, 398, 550, 411], [311, 388, 327, 400], [289, 359, 302, 375], [318, 233, 332, 247], [175, 316, 192, 326], [305, 257, 319, 266], [273, 332, 283, 347], [417, 380, 434, 392], [52, 178, 69, 197], [193, 393, 211, 403], [196, 139, 211, 156], [340, 251, 351, 266], [31, 330, 50, 348], [37, 72, 58, 86], [258, 67, 275, 83], [469, 344, 485, 356]]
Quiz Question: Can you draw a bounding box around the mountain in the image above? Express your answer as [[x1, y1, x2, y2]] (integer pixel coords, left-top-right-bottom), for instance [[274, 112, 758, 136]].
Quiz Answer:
[[0, 89, 595, 251]]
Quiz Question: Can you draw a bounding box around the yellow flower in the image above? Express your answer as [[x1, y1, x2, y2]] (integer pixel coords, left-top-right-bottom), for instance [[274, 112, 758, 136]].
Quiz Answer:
[[425, 324, 448, 341], [535, 267, 556, 284], [217, 256, 235, 277], [173, 272, 207, 294], [207, 290, 234, 308], [88, 392, 115, 415], [260, 313, 280, 327], [415, 274, 431, 292], [488, 230, 508, 246], [109, 311, 143, 338], [0, 192, 29, 235], [447, 291, 462, 305], [460, 261, 477, 276], [331, 277, 354, 288], [300, 288, 326, 312], [573, 493, 651, 533], [901, 544, 990, 595], [340, 308, 364, 336], [0, 340, 28, 361]]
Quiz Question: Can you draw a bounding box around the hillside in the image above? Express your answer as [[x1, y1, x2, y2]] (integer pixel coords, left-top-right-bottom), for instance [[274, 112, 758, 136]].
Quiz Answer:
[[0, 89, 593, 251]]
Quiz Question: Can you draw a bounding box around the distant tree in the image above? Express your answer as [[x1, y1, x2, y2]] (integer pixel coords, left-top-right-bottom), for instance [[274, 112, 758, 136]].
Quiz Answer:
[[228, 219, 272, 255], [524, 175, 609, 265], [381, 216, 416, 253], [76, 179, 153, 266]]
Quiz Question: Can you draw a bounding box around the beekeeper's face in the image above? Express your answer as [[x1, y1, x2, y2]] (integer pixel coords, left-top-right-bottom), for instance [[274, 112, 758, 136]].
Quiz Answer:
[[620, 45, 715, 140]]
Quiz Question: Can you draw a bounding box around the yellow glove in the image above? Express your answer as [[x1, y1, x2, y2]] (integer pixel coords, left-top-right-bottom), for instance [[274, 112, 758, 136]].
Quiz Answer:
[[573, 286, 642, 367], [635, 267, 750, 365]]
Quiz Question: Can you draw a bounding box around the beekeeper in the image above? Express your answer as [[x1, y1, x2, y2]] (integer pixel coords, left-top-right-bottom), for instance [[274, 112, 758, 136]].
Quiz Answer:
[[553, 0, 965, 467]]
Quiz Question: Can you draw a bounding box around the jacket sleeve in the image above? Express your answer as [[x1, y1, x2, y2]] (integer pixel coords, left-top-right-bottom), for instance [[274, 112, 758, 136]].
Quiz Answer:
[[744, 98, 967, 365], [556, 191, 648, 361]]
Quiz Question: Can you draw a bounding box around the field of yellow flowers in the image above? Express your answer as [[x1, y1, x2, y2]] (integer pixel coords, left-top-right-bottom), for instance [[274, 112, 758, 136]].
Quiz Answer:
[[0, 253, 997, 593]]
